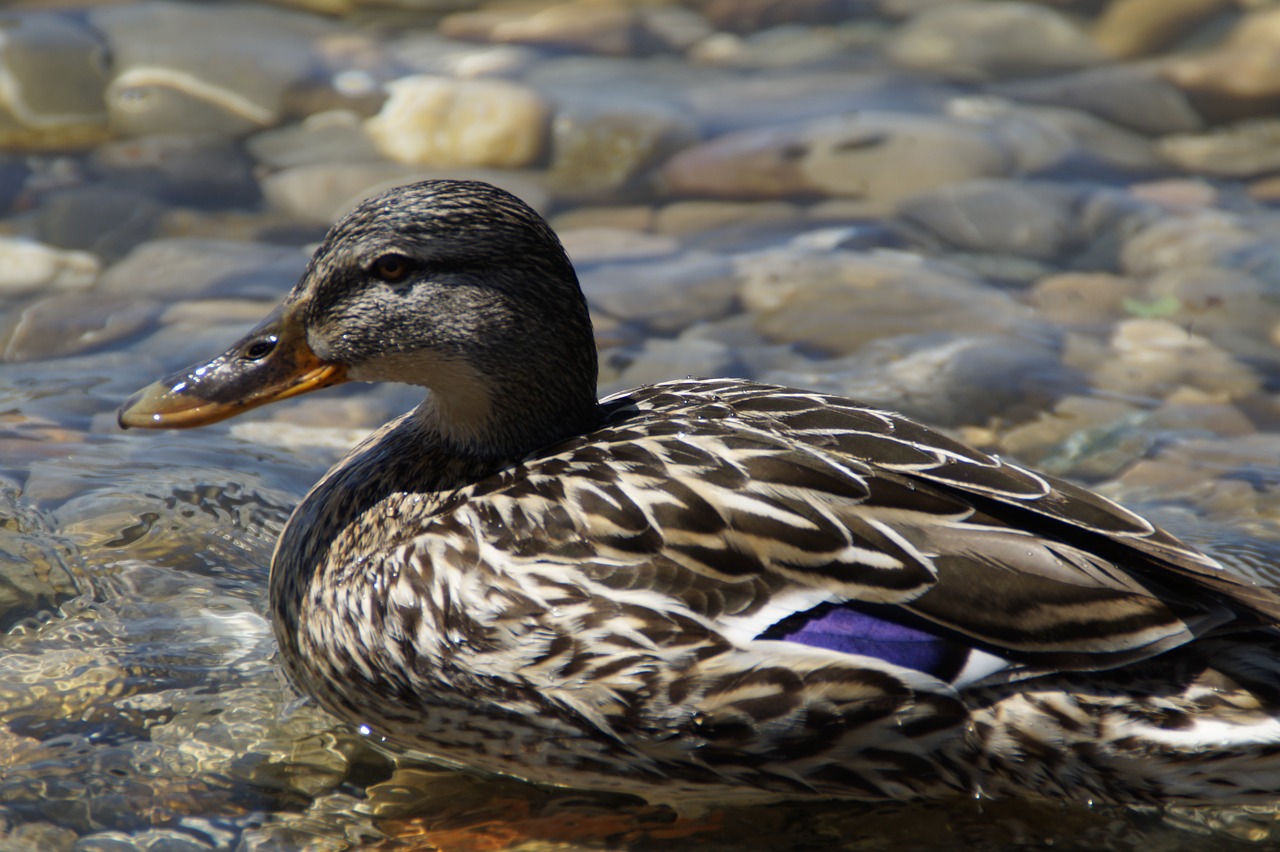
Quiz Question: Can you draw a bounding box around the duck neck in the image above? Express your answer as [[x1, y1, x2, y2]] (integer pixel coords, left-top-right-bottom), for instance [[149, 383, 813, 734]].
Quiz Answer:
[[415, 356, 600, 460]]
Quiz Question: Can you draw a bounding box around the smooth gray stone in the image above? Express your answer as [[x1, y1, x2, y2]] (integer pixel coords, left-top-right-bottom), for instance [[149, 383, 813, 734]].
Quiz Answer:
[[888, 1, 1102, 81], [991, 65, 1203, 135], [90, 1, 334, 137]]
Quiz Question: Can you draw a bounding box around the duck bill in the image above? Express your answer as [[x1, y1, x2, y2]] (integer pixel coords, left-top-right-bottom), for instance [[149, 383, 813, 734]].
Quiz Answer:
[[118, 307, 348, 430]]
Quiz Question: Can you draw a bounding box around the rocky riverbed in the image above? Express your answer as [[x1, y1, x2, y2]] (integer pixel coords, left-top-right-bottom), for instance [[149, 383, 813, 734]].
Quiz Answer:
[[3, 0, 1280, 848]]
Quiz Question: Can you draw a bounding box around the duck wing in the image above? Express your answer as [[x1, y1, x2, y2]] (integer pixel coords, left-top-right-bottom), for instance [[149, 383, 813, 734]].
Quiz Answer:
[[457, 378, 1280, 680]]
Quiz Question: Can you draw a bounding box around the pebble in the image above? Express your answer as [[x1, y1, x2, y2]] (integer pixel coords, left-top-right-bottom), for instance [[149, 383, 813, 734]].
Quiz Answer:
[[737, 246, 1037, 354], [661, 112, 1011, 203], [998, 394, 1148, 474], [0, 237, 98, 296], [1142, 266, 1280, 361], [149, 684, 367, 795], [0, 498, 86, 631], [440, 2, 672, 56], [0, 821, 78, 852], [1028, 272, 1142, 327], [1092, 0, 1232, 59], [1159, 119, 1280, 178], [578, 248, 737, 333], [560, 227, 679, 265], [1248, 175, 1280, 203], [91, 134, 261, 207], [1163, 8, 1280, 122], [551, 204, 655, 233], [1128, 178, 1219, 210], [90, 2, 334, 137], [763, 331, 1075, 427], [983, 101, 1163, 175], [679, 314, 804, 374], [77, 829, 216, 852], [3, 294, 159, 362], [675, 71, 957, 136], [990, 65, 1203, 136], [690, 22, 871, 70], [695, 0, 869, 32], [895, 179, 1078, 262], [654, 200, 801, 236], [229, 421, 372, 452], [34, 186, 164, 260], [904, 180, 1158, 272], [887, 1, 1102, 81], [641, 5, 717, 52], [0, 13, 110, 150], [97, 238, 308, 300], [548, 94, 699, 199], [1088, 318, 1261, 402], [246, 111, 385, 171], [364, 75, 550, 168], [387, 32, 540, 79], [606, 336, 736, 393], [1119, 211, 1240, 277], [1116, 433, 1280, 524], [529, 55, 717, 110], [259, 161, 550, 225]]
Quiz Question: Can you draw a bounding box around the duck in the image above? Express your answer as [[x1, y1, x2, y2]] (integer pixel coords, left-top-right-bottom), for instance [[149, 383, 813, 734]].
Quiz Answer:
[[120, 179, 1280, 811]]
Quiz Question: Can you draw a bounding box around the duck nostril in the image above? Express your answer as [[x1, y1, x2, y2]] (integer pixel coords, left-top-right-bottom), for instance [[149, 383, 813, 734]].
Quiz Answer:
[[242, 336, 278, 360]]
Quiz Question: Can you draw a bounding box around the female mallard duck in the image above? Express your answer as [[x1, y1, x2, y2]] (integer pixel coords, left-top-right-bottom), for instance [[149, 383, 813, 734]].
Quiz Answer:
[[121, 180, 1280, 810]]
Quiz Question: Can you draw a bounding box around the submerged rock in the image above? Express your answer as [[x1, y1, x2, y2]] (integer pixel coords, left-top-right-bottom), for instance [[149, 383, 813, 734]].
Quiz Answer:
[[1163, 7, 1280, 123], [3, 294, 159, 362], [888, 1, 1102, 81], [0, 237, 98, 296], [1092, 0, 1232, 59], [738, 245, 1038, 353], [365, 75, 550, 168], [90, 1, 333, 137], [0, 13, 110, 150], [259, 161, 550, 224], [1160, 119, 1280, 178], [763, 331, 1076, 427], [439, 2, 697, 56], [98, 238, 308, 301], [661, 112, 1011, 203], [1087, 318, 1261, 402], [548, 94, 698, 198], [991, 65, 1203, 136], [579, 247, 737, 332]]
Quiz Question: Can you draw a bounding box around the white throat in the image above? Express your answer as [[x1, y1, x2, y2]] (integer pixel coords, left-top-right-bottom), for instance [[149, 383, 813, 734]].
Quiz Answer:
[[349, 351, 496, 451]]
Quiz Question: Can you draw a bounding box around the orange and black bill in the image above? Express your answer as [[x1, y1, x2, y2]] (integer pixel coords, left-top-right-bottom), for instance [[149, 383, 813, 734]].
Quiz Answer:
[[118, 307, 347, 430]]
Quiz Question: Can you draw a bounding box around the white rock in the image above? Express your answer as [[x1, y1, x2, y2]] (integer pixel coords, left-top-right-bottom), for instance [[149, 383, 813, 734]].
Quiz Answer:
[[1091, 318, 1260, 400], [0, 238, 98, 295], [365, 75, 549, 168]]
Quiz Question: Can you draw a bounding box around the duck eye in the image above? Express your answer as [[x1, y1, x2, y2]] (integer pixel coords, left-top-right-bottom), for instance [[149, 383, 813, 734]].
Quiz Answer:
[[242, 336, 278, 361], [372, 253, 414, 283]]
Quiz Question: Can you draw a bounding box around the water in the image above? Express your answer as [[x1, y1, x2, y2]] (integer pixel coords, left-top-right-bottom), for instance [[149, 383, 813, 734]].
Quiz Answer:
[[2, 0, 1280, 848]]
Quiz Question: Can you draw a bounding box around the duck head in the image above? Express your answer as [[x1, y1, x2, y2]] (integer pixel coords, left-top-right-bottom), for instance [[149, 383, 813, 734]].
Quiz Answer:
[[120, 180, 599, 455]]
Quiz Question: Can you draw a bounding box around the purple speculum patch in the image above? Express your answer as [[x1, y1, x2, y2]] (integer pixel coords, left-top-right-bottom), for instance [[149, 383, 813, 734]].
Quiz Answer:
[[766, 604, 971, 679]]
